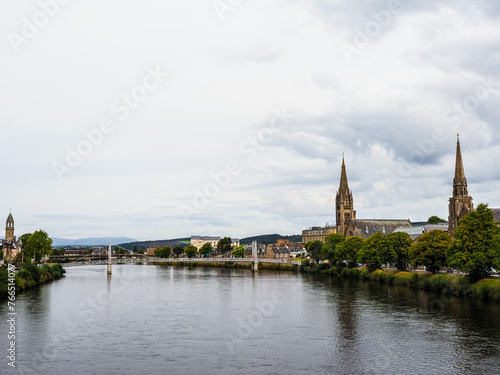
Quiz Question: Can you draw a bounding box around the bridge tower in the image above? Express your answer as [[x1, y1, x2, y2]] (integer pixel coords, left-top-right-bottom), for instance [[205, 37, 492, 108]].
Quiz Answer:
[[107, 241, 112, 274], [251, 241, 258, 272]]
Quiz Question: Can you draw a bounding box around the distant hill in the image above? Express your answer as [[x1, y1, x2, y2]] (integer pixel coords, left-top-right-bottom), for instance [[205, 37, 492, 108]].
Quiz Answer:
[[240, 234, 302, 245], [117, 238, 191, 251], [52, 237, 138, 247]]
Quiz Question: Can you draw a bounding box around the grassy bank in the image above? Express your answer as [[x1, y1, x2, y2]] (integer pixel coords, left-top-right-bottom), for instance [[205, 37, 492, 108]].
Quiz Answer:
[[301, 262, 500, 302], [0, 263, 66, 300], [158, 261, 296, 271]]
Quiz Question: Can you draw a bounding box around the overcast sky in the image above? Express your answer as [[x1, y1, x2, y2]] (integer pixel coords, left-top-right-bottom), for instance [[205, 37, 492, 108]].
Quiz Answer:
[[1, 0, 499, 241]]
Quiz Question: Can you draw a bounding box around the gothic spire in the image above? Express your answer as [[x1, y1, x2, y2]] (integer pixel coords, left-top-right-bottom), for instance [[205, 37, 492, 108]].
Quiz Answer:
[[339, 155, 349, 194], [453, 133, 467, 196]]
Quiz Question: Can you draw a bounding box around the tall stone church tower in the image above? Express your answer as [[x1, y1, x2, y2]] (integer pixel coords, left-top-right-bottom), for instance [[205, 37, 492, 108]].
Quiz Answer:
[[336, 156, 357, 237], [5, 212, 14, 242], [448, 134, 473, 238]]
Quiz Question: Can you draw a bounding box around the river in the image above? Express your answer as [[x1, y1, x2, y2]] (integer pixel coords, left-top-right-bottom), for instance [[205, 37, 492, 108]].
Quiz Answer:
[[1, 265, 500, 375]]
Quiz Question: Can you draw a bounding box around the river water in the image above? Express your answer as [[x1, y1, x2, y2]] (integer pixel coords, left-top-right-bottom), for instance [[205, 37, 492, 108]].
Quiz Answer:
[[1, 265, 500, 375]]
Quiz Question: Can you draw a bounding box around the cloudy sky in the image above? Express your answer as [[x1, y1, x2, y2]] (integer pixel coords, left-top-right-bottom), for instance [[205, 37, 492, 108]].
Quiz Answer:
[[1, 0, 499, 241]]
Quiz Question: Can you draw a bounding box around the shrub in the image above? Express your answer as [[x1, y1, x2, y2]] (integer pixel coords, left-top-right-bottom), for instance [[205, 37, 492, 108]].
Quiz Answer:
[[22, 262, 41, 284]]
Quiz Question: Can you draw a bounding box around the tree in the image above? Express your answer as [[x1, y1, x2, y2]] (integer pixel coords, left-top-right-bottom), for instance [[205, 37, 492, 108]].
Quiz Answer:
[[217, 237, 232, 255], [133, 246, 139, 252], [23, 230, 53, 264], [380, 232, 412, 271], [427, 216, 447, 224], [199, 243, 213, 257], [305, 241, 323, 263], [184, 245, 198, 258], [232, 245, 246, 258], [50, 248, 65, 256], [136, 249, 145, 254], [409, 230, 451, 273], [19, 233, 32, 246], [447, 203, 500, 282], [320, 234, 345, 264], [155, 246, 172, 258], [358, 232, 384, 272], [173, 245, 185, 257], [337, 236, 364, 268]]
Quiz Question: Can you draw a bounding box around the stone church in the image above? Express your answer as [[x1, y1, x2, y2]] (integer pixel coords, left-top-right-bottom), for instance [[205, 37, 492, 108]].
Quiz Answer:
[[448, 134, 474, 238], [447, 134, 500, 238], [335, 156, 411, 238], [1, 213, 21, 262]]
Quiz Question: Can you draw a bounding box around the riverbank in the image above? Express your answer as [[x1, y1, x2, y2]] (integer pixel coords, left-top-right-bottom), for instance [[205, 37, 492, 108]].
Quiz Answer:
[[302, 262, 500, 302], [157, 260, 296, 271], [0, 263, 66, 300]]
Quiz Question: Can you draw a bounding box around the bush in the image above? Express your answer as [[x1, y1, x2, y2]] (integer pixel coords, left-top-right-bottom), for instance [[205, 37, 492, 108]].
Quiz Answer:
[[22, 262, 41, 284], [467, 279, 500, 301]]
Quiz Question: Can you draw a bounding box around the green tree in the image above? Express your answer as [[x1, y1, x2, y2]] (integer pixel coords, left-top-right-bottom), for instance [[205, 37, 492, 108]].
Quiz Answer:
[[173, 245, 185, 257], [380, 232, 412, 271], [23, 230, 53, 264], [136, 249, 145, 254], [217, 237, 233, 254], [155, 246, 172, 258], [357, 232, 383, 272], [184, 245, 198, 258], [337, 236, 364, 268], [19, 233, 32, 246], [320, 234, 345, 264], [232, 245, 246, 258], [199, 243, 213, 257], [305, 240, 323, 263], [50, 248, 65, 256], [409, 230, 451, 273], [427, 216, 447, 224], [447, 203, 500, 282]]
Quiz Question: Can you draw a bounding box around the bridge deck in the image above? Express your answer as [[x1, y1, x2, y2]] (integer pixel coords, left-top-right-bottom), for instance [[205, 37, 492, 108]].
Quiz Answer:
[[62, 257, 300, 267]]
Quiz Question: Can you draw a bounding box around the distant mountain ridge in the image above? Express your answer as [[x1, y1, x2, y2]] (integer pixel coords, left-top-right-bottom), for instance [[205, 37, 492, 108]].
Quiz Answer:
[[52, 237, 138, 247]]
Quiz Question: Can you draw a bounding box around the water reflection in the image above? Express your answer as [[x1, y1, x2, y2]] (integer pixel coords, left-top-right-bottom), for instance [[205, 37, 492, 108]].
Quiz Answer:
[[1, 266, 499, 375]]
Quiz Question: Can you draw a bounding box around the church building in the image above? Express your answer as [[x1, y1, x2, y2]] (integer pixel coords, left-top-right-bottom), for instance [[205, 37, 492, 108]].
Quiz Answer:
[[448, 134, 474, 238], [1, 213, 21, 262]]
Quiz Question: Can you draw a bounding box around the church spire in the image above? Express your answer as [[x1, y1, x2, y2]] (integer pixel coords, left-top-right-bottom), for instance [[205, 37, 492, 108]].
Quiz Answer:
[[448, 134, 473, 238], [339, 154, 349, 195], [453, 133, 467, 197], [5, 212, 14, 241], [336, 155, 357, 237]]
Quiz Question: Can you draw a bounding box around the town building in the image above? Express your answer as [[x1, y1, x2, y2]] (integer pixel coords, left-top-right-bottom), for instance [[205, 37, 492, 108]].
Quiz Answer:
[[190, 236, 240, 250], [393, 223, 448, 242], [1, 213, 21, 262], [302, 225, 336, 243]]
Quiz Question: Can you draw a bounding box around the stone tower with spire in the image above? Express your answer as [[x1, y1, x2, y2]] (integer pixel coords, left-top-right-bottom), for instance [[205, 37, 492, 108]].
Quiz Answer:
[[336, 156, 357, 237], [448, 134, 473, 238], [5, 212, 14, 242]]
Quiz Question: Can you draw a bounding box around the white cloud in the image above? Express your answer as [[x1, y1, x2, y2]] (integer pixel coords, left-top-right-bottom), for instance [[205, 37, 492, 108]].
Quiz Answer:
[[1, 0, 499, 240]]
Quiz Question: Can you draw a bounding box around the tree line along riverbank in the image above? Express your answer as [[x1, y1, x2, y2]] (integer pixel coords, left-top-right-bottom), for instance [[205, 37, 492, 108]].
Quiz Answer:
[[301, 262, 500, 302], [159, 260, 500, 302], [0, 263, 66, 300]]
